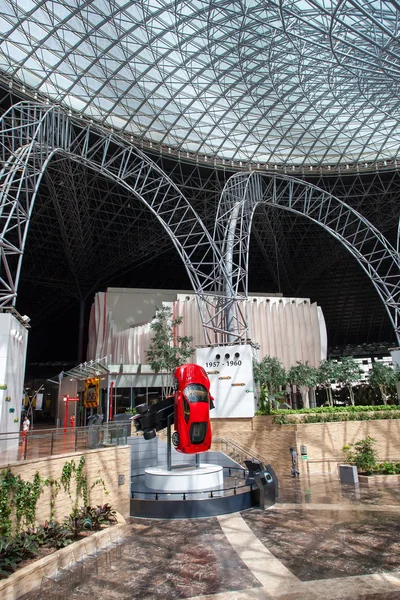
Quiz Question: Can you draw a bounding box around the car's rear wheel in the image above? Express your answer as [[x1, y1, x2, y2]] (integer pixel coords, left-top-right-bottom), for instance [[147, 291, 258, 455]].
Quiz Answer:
[[143, 428, 156, 440], [172, 431, 179, 447], [136, 403, 148, 415]]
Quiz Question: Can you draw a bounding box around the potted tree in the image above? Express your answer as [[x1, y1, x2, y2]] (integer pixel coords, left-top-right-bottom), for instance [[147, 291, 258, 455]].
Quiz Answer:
[[146, 305, 194, 398], [336, 356, 361, 406], [253, 355, 287, 413], [343, 436, 400, 485], [317, 359, 339, 406], [287, 361, 318, 409], [368, 361, 397, 405]]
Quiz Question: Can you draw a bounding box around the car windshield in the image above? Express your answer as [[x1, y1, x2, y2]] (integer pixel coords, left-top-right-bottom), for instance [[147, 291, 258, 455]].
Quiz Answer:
[[183, 384, 209, 404]]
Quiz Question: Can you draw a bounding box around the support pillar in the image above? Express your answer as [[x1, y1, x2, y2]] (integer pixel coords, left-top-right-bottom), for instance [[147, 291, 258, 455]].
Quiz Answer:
[[0, 313, 29, 453], [390, 349, 400, 403]]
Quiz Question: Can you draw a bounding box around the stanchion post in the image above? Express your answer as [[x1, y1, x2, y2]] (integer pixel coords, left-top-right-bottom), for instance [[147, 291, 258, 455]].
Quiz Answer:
[[23, 434, 28, 460], [167, 413, 173, 471]]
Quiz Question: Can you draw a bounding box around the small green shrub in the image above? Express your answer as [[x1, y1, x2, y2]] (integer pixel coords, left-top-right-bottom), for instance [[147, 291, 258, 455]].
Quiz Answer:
[[0, 533, 39, 579], [36, 520, 74, 549], [343, 436, 378, 474], [270, 405, 400, 415], [78, 504, 117, 530], [63, 514, 92, 539], [373, 462, 400, 475], [269, 407, 400, 425], [272, 414, 288, 425], [0, 538, 24, 578]]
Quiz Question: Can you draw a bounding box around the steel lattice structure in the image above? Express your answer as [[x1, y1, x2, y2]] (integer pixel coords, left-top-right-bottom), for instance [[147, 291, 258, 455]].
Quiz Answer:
[[214, 172, 400, 344], [1, 100, 399, 348], [0, 1, 400, 171], [0, 2, 399, 362], [0, 101, 252, 344]]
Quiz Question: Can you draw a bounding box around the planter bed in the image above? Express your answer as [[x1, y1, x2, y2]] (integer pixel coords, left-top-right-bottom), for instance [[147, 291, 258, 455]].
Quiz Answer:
[[272, 410, 400, 425], [0, 516, 126, 600], [358, 474, 400, 486]]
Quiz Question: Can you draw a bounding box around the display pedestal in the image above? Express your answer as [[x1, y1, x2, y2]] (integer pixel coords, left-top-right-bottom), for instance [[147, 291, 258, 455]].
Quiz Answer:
[[145, 463, 223, 492]]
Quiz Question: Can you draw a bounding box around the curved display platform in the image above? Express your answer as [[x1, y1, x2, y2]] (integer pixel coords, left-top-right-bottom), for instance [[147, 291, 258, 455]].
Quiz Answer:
[[130, 487, 258, 519], [130, 467, 264, 518], [145, 463, 223, 492]]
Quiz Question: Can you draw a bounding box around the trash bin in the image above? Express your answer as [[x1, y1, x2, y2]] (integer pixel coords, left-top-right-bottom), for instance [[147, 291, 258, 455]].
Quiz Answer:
[[339, 464, 359, 484], [88, 428, 99, 449], [87, 414, 104, 449], [113, 413, 131, 442]]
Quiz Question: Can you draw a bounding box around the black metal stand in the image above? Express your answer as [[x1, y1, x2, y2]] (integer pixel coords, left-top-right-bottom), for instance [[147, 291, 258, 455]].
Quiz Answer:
[[195, 453, 200, 468], [167, 413, 173, 471]]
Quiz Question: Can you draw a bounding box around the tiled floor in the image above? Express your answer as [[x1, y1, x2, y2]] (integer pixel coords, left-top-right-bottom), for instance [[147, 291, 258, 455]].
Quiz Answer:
[[21, 472, 400, 600]]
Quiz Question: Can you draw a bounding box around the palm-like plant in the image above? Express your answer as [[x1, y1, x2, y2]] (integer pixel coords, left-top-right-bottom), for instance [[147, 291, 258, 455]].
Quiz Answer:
[[337, 356, 361, 406], [317, 359, 340, 406], [253, 355, 287, 411], [146, 305, 194, 398], [287, 361, 319, 409], [368, 361, 397, 405]]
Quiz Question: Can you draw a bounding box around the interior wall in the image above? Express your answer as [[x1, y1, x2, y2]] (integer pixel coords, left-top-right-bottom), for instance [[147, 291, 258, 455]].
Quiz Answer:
[[87, 289, 327, 369], [7, 446, 131, 523]]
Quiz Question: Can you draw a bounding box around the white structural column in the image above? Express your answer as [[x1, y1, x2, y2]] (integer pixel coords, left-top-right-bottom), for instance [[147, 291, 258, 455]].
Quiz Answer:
[[390, 349, 400, 401], [0, 313, 28, 451]]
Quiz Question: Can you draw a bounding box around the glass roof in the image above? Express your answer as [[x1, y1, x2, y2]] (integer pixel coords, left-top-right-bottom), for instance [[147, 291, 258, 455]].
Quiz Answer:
[[1, 0, 400, 166]]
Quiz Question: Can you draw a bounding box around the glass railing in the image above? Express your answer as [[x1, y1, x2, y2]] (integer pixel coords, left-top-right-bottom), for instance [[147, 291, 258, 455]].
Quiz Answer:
[[0, 423, 129, 465]]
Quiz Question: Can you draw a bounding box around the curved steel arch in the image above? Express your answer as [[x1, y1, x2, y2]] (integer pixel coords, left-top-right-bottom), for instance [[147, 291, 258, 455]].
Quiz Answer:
[[0, 101, 235, 342], [214, 171, 400, 345]]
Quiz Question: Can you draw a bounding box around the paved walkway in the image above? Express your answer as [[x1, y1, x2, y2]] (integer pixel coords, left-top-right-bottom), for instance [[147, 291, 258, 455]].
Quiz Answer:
[[21, 473, 400, 600]]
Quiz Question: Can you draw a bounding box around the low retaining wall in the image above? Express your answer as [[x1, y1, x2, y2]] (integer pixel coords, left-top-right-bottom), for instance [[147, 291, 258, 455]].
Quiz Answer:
[[358, 474, 400, 486], [4, 445, 131, 524], [0, 517, 127, 600], [211, 416, 400, 478]]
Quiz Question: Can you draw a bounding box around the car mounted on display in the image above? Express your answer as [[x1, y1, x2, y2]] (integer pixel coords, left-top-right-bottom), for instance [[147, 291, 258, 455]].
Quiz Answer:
[[132, 363, 214, 454]]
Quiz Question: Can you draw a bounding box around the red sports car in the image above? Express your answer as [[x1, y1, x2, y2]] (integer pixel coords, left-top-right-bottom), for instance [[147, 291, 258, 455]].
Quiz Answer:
[[172, 363, 214, 454]]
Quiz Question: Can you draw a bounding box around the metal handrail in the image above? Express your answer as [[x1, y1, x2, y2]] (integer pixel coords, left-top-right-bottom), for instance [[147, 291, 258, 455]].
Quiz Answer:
[[212, 436, 265, 464], [130, 466, 253, 500]]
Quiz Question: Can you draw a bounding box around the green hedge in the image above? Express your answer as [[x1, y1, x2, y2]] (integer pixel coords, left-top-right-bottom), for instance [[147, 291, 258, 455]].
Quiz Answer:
[[373, 462, 400, 475], [271, 410, 400, 425], [271, 404, 400, 415]]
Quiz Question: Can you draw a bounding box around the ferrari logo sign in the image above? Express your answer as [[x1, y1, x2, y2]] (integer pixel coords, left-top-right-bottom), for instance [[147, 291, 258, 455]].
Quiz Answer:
[[84, 378, 99, 408]]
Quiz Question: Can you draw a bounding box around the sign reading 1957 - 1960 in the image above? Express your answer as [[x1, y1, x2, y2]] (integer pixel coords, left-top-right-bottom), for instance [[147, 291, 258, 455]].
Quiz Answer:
[[205, 358, 242, 368], [196, 344, 255, 418]]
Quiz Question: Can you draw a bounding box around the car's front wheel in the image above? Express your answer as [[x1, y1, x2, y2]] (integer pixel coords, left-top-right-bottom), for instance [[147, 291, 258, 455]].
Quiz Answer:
[[172, 431, 179, 447]]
